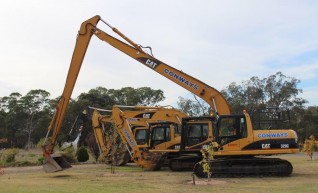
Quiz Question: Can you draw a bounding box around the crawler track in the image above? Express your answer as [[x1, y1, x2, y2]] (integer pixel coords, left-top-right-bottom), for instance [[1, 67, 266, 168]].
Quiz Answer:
[[168, 155, 202, 171], [194, 157, 293, 178]]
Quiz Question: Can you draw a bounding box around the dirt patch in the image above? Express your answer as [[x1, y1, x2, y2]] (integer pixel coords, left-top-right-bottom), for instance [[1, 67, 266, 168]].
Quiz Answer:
[[2, 165, 43, 174], [1, 163, 102, 175], [96, 173, 126, 177], [0, 168, 4, 175], [186, 179, 227, 186]]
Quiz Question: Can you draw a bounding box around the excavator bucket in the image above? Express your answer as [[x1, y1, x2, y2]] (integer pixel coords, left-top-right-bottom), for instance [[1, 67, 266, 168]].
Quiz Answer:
[[43, 154, 71, 173]]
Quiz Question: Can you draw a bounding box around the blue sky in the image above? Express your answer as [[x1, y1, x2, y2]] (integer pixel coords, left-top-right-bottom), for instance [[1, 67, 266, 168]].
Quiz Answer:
[[0, 0, 317, 107]]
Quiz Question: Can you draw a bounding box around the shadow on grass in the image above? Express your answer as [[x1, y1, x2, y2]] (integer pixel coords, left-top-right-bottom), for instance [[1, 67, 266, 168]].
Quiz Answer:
[[291, 173, 318, 178], [52, 175, 72, 178]]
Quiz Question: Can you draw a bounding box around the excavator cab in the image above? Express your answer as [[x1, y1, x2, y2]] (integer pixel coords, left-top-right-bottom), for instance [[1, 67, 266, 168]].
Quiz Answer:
[[133, 126, 149, 146], [150, 123, 174, 148], [216, 115, 248, 146], [180, 117, 216, 150], [185, 123, 209, 147], [133, 122, 180, 148]]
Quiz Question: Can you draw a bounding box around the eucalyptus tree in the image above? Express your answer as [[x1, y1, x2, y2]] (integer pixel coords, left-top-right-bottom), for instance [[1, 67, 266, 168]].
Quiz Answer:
[[18, 89, 51, 149]]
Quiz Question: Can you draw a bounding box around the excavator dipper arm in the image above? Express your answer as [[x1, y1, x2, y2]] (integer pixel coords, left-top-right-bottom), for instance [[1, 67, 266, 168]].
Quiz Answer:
[[42, 16, 101, 172]]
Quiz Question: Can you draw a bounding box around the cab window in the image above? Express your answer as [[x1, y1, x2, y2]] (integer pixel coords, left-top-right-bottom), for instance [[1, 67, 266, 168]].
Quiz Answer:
[[135, 129, 148, 145], [217, 116, 247, 145], [153, 127, 165, 140], [186, 123, 209, 146]]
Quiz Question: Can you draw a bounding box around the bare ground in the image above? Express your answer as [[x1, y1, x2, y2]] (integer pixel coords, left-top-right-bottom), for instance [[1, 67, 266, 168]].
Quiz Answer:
[[1, 152, 318, 193]]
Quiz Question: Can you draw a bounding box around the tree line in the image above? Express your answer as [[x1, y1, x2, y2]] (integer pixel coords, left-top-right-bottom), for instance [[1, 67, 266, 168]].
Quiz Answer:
[[0, 72, 317, 149], [178, 72, 318, 142], [0, 87, 165, 149]]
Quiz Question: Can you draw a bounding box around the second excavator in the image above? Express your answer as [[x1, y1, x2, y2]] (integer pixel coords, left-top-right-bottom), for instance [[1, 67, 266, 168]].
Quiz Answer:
[[90, 105, 187, 170]]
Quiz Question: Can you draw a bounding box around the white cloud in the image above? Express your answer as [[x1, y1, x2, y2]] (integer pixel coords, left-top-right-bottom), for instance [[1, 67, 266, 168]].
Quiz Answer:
[[301, 85, 318, 107], [284, 62, 318, 81]]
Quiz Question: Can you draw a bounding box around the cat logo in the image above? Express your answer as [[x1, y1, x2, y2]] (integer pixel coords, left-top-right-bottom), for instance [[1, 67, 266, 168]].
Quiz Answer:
[[145, 59, 158, 69], [262, 144, 270, 149], [137, 57, 161, 69]]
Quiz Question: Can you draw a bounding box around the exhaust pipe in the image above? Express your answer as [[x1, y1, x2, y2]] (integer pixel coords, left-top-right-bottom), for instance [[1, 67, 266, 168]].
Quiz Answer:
[[43, 154, 71, 173]]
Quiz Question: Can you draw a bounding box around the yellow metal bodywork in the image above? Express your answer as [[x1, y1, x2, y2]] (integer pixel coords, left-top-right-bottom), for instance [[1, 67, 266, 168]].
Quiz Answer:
[[213, 113, 299, 157], [43, 15, 229, 172], [43, 15, 298, 172], [91, 110, 112, 162], [43, 16, 101, 155], [91, 105, 187, 170], [42, 16, 101, 172]]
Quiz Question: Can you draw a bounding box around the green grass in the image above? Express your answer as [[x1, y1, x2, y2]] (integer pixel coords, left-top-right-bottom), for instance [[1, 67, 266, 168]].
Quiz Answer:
[[1, 153, 318, 193]]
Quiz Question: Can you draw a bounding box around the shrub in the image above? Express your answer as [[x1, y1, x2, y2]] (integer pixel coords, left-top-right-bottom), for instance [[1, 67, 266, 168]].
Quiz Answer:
[[3, 148, 19, 163], [77, 147, 89, 162], [59, 146, 77, 163], [37, 157, 44, 165], [15, 161, 32, 167], [36, 138, 47, 148]]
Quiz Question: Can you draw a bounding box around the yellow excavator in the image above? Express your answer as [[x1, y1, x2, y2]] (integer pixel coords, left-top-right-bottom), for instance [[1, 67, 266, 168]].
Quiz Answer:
[[91, 105, 214, 171], [90, 105, 187, 169], [43, 15, 299, 176], [77, 107, 127, 166], [47, 105, 187, 170]]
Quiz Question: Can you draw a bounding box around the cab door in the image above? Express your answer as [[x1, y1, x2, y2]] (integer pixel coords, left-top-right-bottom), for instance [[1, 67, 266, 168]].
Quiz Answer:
[[217, 115, 248, 150]]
